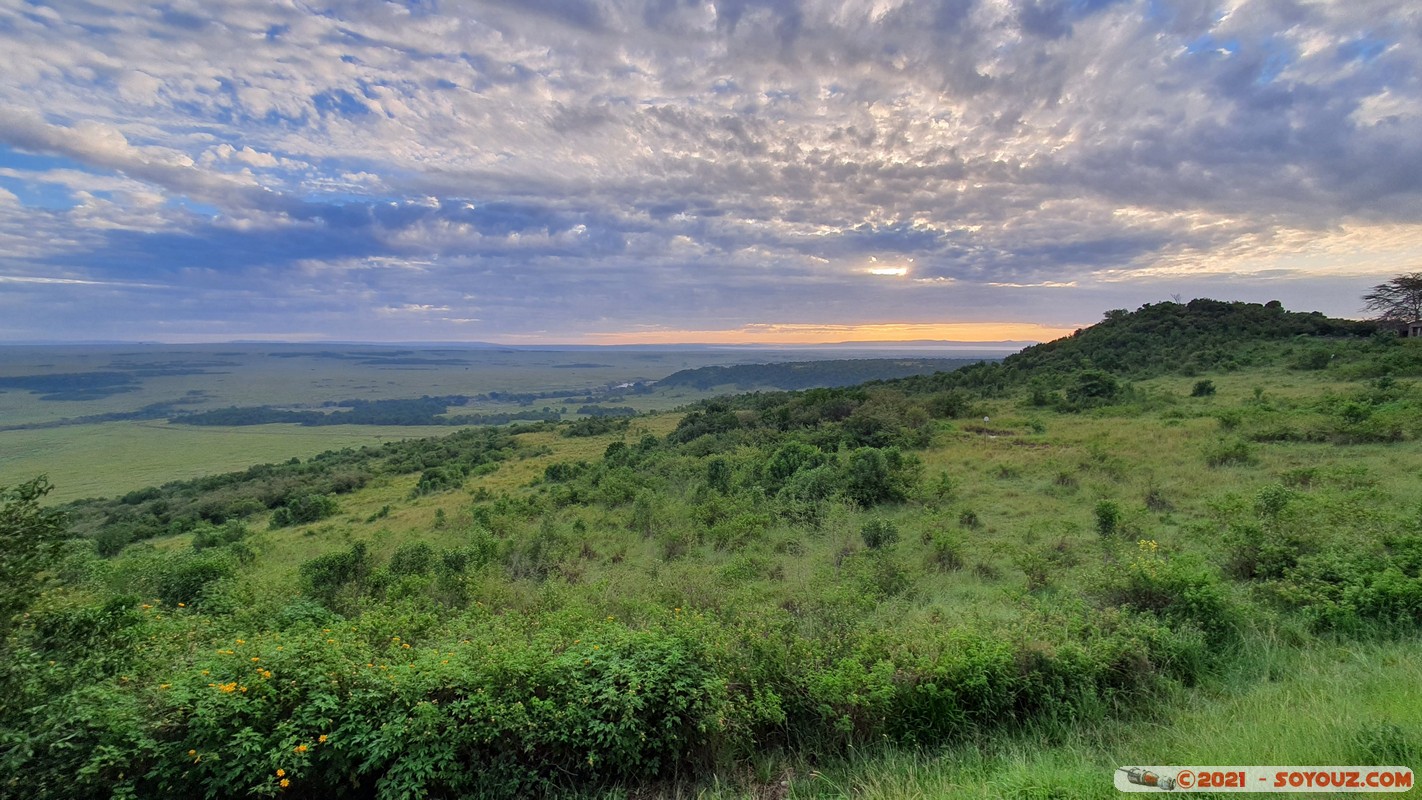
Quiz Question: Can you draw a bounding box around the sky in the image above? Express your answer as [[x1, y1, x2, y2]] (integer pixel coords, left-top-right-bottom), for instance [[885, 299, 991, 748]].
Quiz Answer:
[[0, 0, 1419, 345]]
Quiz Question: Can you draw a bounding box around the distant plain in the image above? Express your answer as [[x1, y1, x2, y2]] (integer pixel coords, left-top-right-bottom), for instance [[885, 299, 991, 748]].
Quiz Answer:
[[0, 343, 1000, 500]]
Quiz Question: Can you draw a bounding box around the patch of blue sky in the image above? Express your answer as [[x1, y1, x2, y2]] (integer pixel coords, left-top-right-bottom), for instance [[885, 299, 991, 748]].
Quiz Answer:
[[1254, 50, 1292, 86], [68, 223, 386, 276], [1338, 36, 1388, 64], [1067, 0, 1126, 17], [167, 197, 221, 217], [0, 148, 90, 208], [1141, 0, 1174, 27], [1185, 34, 1240, 57], [0, 147, 84, 174], [0, 174, 73, 209], [312, 89, 372, 119]]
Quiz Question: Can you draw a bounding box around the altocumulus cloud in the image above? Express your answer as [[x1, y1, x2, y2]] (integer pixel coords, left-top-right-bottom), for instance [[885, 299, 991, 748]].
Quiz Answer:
[[0, 0, 1420, 342]]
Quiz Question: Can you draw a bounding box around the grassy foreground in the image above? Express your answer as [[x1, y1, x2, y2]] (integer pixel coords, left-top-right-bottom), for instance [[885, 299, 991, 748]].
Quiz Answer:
[[3, 302, 1421, 798]]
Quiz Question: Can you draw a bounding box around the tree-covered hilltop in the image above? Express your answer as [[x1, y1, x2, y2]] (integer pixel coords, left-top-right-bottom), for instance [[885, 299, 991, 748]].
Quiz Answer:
[[1002, 298, 1377, 377], [880, 299, 1405, 400]]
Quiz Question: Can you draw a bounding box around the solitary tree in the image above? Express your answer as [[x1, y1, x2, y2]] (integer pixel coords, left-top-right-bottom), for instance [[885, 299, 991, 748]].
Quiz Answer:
[[1362, 273, 1422, 322]]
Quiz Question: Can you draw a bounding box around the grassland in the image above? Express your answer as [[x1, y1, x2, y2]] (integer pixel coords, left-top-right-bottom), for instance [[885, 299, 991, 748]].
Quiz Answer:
[[772, 636, 1422, 799], [0, 421, 442, 502], [0, 344, 992, 501], [3, 306, 1420, 799]]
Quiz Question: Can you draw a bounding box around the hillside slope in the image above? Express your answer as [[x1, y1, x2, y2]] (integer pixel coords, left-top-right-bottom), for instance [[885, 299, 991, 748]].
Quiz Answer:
[[4, 301, 1422, 799]]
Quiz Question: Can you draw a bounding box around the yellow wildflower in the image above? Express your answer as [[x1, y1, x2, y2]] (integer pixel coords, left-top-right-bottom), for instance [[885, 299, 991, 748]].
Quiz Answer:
[[276, 769, 285, 777], [294, 744, 308, 754], [318, 734, 328, 744], [280, 778, 290, 788]]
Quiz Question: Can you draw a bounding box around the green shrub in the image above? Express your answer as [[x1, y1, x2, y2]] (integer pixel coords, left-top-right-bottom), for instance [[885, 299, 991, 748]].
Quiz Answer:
[[299, 542, 373, 606], [1093, 541, 1239, 649], [845, 550, 912, 599], [413, 465, 466, 495], [705, 457, 732, 494], [156, 554, 236, 607], [506, 518, 571, 580], [1190, 379, 1217, 397], [926, 531, 964, 571], [1094, 500, 1122, 537], [861, 519, 899, 550], [1224, 523, 1312, 580], [1064, 370, 1122, 408], [389, 542, 436, 576], [1204, 439, 1254, 467], [94, 525, 133, 558], [1291, 348, 1332, 370], [270, 494, 339, 528], [843, 447, 920, 507], [1265, 542, 1422, 633], [0, 477, 68, 633], [781, 464, 838, 503], [926, 390, 971, 418], [1253, 484, 1296, 518], [191, 520, 249, 552]]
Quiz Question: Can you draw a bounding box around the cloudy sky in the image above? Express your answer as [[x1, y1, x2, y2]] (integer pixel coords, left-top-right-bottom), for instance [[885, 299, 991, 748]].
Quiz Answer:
[[1, 0, 1419, 344]]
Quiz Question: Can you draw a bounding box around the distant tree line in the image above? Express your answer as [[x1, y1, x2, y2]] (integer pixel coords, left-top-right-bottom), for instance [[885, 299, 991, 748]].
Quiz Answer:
[[657, 358, 983, 391], [169, 396, 560, 427]]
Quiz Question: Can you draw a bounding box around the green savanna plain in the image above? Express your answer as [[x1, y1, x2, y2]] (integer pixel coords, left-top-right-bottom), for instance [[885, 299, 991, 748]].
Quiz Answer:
[[2, 304, 1421, 798]]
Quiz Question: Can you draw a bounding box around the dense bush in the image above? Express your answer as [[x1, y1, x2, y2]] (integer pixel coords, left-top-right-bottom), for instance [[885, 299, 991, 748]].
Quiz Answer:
[[0, 477, 69, 634], [413, 465, 466, 496], [1093, 541, 1240, 649], [860, 519, 900, 550], [270, 494, 339, 528], [299, 541, 373, 607]]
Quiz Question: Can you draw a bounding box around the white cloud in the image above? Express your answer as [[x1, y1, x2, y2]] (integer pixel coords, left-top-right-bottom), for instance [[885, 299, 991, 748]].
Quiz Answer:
[[1, 0, 1420, 340]]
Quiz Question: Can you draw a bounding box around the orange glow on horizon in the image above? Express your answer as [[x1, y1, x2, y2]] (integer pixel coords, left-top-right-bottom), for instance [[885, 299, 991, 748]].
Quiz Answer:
[[500, 321, 1082, 346]]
